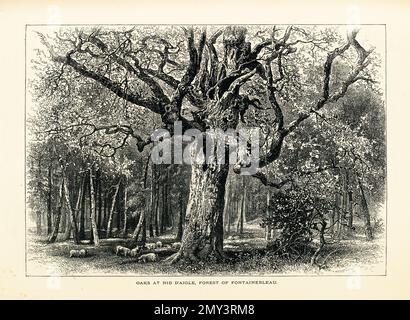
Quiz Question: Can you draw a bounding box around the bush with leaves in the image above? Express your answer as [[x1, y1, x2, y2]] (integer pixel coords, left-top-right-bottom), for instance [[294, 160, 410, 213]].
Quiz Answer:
[[261, 185, 334, 262], [262, 188, 313, 255]]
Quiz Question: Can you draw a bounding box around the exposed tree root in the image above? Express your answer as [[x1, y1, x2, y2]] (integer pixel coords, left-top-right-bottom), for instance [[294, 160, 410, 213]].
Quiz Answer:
[[163, 247, 227, 265]]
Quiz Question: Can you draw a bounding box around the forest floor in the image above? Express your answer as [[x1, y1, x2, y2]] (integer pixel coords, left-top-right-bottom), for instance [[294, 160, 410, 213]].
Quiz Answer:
[[26, 219, 385, 276]]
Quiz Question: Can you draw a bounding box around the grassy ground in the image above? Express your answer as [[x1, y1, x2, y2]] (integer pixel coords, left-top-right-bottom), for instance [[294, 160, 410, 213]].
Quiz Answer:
[[26, 220, 385, 276]]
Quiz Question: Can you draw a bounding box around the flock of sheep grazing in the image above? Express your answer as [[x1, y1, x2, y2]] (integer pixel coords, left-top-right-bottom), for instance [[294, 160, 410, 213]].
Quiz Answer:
[[68, 241, 182, 263], [69, 248, 87, 258]]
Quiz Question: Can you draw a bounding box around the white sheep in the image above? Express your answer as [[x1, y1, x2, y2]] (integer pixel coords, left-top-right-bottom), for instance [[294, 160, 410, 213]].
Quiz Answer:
[[115, 245, 131, 257], [69, 249, 87, 258], [171, 242, 182, 250], [130, 247, 141, 258], [145, 243, 156, 250], [137, 253, 158, 263]]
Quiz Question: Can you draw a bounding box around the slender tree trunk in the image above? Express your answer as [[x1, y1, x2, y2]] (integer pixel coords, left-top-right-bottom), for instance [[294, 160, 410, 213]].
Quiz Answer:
[[36, 158, 42, 235], [47, 164, 53, 235], [348, 190, 353, 233], [48, 178, 64, 243], [240, 195, 245, 234], [342, 170, 349, 234], [106, 179, 121, 238], [149, 168, 154, 238], [153, 166, 159, 236], [62, 174, 71, 240], [334, 188, 341, 239], [142, 188, 149, 243], [237, 177, 246, 234], [160, 184, 166, 234], [103, 192, 108, 234], [232, 197, 237, 234], [89, 167, 100, 246], [89, 173, 93, 242], [142, 214, 147, 245], [97, 169, 102, 231], [177, 193, 184, 241], [158, 185, 163, 234], [116, 182, 123, 233], [149, 221, 154, 238], [236, 194, 242, 233], [358, 179, 373, 240], [223, 176, 231, 234], [227, 196, 231, 235], [155, 184, 160, 236], [132, 211, 145, 243], [148, 192, 154, 238], [79, 171, 87, 240], [265, 190, 271, 241], [311, 220, 327, 266], [241, 193, 245, 233], [36, 211, 42, 235], [122, 177, 128, 237], [72, 174, 83, 244], [164, 179, 168, 230], [62, 172, 80, 243], [329, 209, 335, 236], [63, 207, 71, 240], [167, 169, 172, 229], [61, 203, 66, 233]]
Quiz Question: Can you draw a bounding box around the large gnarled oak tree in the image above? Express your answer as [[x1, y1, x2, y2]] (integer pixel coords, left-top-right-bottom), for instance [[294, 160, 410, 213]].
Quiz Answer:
[[39, 25, 373, 263]]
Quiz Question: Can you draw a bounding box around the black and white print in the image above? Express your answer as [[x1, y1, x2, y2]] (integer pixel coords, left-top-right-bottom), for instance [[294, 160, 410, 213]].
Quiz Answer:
[[25, 25, 386, 276]]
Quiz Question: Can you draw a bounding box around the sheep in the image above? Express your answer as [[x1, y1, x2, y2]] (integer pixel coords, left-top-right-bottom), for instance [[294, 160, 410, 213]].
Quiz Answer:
[[69, 249, 80, 258], [79, 249, 87, 257], [69, 249, 87, 258], [145, 243, 156, 250], [130, 246, 141, 258], [171, 242, 181, 250], [115, 245, 131, 257], [137, 253, 158, 263]]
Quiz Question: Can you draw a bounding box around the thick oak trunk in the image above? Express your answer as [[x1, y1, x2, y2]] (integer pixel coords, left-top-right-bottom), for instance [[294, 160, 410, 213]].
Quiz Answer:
[[168, 163, 229, 263]]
